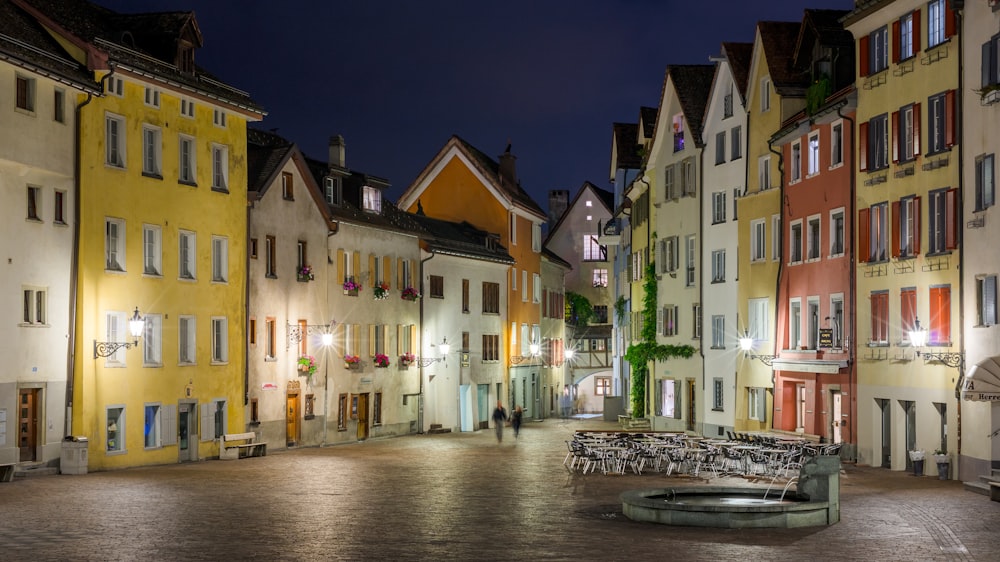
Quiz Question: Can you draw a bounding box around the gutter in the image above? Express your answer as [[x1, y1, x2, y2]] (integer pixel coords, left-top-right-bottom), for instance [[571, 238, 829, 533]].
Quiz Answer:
[[836, 101, 857, 460], [415, 249, 436, 434]]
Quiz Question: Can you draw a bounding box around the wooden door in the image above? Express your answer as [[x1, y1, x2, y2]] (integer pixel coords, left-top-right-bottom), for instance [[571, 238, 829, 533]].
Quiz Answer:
[[286, 393, 300, 446], [19, 389, 38, 462], [356, 393, 369, 440], [686, 380, 696, 432]]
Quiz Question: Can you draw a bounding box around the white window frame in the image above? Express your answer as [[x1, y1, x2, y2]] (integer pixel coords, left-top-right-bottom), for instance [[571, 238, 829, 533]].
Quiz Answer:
[[592, 268, 608, 288], [212, 235, 228, 283], [748, 388, 765, 422], [790, 219, 803, 264], [807, 131, 820, 177], [104, 310, 127, 365], [363, 185, 382, 213], [829, 208, 845, 257], [715, 131, 726, 165], [772, 214, 781, 262], [978, 274, 998, 327], [731, 126, 742, 160], [711, 249, 725, 283], [211, 144, 228, 191], [522, 270, 528, 302], [21, 286, 47, 325], [105, 112, 126, 168], [807, 296, 820, 350], [106, 75, 124, 97], [106, 405, 125, 454], [685, 235, 696, 287], [144, 403, 161, 449], [532, 223, 541, 252], [143, 313, 162, 367], [179, 230, 196, 280], [790, 140, 802, 183], [760, 76, 771, 112], [829, 293, 845, 348], [106, 217, 125, 272], [748, 297, 768, 343], [806, 214, 821, 261], [211, 317, 228, 364], [899, 11, 914, 60], [143, 224, 162, 276], [509, 212, 517, 245], [144, 86, 160, 108], [758, 155, 771, 191], [830, 120, 844, 168], [927, 0, 945, 48], [179, 135, 196, 185], [712, 191, 726, 224], [532, 273, 541, 303], [142, 124, 162, 177], [711, 315, 725, 349], [179, 315, 196, 365], [511, 267, 517, 291], [750, 219, 765, 262], [180, 98, 195, 118], [977, 154, 996, 212], [213, 108, 227, 127]]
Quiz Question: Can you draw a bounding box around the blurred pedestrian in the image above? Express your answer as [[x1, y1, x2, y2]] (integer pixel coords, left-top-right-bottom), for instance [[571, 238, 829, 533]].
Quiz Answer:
[[511, 405, 523, 438], [492, 400, 507, 443]]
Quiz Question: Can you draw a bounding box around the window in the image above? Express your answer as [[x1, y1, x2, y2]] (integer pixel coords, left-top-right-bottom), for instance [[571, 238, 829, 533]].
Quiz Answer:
[[106, 75, 124, 96], [105, 217, 125, 271], [533, 273, 541, 303], [731, 126, 742, 160], [106, 113, 125, 167], [928, 285, 951, 344], [715, 132, 726, 165], [758, 155, 770, 190], [53, 88, 65, 123], [807, 297, 820, 349], [106, 406, 125, 453], [142, 125, 162, 177], [751, 219, 766, 262], [594, 305, 608, 324], [482, 282, 500, 314], [179, 316, 196, 364], [870, 290, 889, 345], [511, 267, 517, 291], [982, 32, 1000, 89], [212, 236, 228, 283], [143, 313, 162, 366], [179, 135, 196, 184], [144, 86, 160, 108], [927, 91, 956, 154], [282, 172, 294, 200], [748, 388, 765, 422], [664, 164, 677, 201], [429, 275, 444, 298], [790, 220, 803, 263], [143, 224, 162, 276], [249, 317, 256, 347], [672, 113, 685, 152], [859, 202, 888, 263], [711, 315, 725, 349], [807, 132, 820, 176], [893, 196, 920, 258], [54, 190, 65, 224], [144, 404, 161, 448], [595, 377, 611, 396], [865, 26, 889, 75], [830, 209, 845, 257], [789, 298, 802, 349], [660, 305, 679, 336], [582, 235, 606, 261], [180, 98, 195, 118], [15, 74, 34, 112], [900, 287, 917, 343], [21, 286, 46, 325], [298, 241, 308, 275], [482, 334, 500, 361], [681, 158, 696, 197], [860, 114, 889, 171], [363, 186, 381, 213], [927, 188, 959, 254], [592, 268, 608, 288], [772, 215, 781, 261], [265, 235, 277, 277], [927, 0, 948, 48], [830, 295, 845, 348], [748, 298, 768, 342], [373, 392, 382, 426], [807, 215, 821, 260], [693, 303, 702, 339], [711, 250, 725, 282], [893, 104, 919, 163], [213, 108, 226, 127], [713, 378, 724, 410], [202, 400, 226, 441], [104, 310, 127, 364], [211, 144, 228, 191], [522, 270, 528, 302], [790, 140, 802, 182], [26, 186, 40, 221], [976, 154, 995, 212], [462, 279, 470, 312], [249, 238, 258, 259], [265, 318, 276, 361], [212, 317, 228, 363], [977, 275, 998, 326], [532, 223, 541, 252], [305, 395, 315, 419], [658, 379, 680, 419], [712, 191, 726, 224], [897, 11, 915, 61], [179, 230, 196, 280], [325, 176, 341, 205], [760, 76, 771, 112], [724, 85, 734, 118], [685, 235, 696, 286], [830, 121, 844, 167], [509, 212, 517, 245]]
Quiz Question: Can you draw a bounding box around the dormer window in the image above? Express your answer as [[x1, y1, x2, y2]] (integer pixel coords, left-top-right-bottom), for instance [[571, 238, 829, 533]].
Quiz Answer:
[[325, 176, 342, 205], [362, 186, 381, 213], [178, 44, 194, 74]]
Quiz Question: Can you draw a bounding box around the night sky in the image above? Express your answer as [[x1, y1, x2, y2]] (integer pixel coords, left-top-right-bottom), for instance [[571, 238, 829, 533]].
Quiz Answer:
[[94, 0, 853, 205]]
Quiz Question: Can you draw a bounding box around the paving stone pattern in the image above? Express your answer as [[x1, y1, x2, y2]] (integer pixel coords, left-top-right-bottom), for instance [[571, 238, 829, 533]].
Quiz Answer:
[[0, 418, 997, 561]]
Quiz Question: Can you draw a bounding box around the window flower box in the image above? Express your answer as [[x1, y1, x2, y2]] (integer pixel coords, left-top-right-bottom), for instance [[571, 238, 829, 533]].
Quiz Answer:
[[401, 286, 421, 301], [374, 353, 390, 368], [297, 355, 317, 381], [343, 279, 361, 296], [373, 283, 390, 300], [400, 352, 415, 368], [344, 354, 361, 369], [297, 265, 314, 282]]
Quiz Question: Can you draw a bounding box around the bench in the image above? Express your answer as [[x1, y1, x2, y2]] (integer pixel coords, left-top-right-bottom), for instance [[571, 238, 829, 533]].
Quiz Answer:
[[0, 463, 14, 483], [990, 482, 1000, 502], [220, 432, 267, 460], [618, 416, 652, 431]]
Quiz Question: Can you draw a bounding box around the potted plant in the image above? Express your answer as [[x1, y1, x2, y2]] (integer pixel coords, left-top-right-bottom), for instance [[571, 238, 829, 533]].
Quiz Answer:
[[933, 449, 950, 480], [373, 282, 390, 300], [297, 355, 317, 380], [343, 279, 361, 295], [401, 286, 421, 301], [400, 352, 415, 367], [297, 265, 314, 282], [343, 354, 361, 369], [374, 353, 390, 368], [908, 449, 926, 476]]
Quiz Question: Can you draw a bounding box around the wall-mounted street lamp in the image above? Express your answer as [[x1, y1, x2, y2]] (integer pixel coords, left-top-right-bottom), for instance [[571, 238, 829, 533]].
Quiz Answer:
[[94, 307, 145, 358], [908, 318, 965, 371], [418, 337, 450, 367], [510, 342, 540, 365], [287, 320, 337, 350], [739, 335, 775, 366]]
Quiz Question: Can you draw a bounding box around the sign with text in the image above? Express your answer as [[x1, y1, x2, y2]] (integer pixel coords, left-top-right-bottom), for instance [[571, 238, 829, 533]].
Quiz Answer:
[[818, 328, 834, 348]]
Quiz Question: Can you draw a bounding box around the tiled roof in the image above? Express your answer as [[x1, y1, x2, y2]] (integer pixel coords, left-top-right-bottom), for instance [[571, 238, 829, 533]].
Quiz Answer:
[[722, 42, 753, 103], [793, 9, 852, 71], [408, 214, 514, 265], [592, 184, 614, 211], [448, 135, 547, 219], [666, 65, 716, 148], [758, 21, 810, 95], [639, 106, 657, 139], [612, 122, 641, 170], [541, 246, 571, 270], [18, 0, 262, 113], [247, 128, 294, 194], [0, 0, 97, 91]]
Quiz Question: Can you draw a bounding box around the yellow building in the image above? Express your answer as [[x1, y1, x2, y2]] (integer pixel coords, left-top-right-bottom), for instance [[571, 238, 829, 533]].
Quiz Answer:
[[19, 1, 264, 469], [736, 21, 807, 432], [398, 136, 547, 414]]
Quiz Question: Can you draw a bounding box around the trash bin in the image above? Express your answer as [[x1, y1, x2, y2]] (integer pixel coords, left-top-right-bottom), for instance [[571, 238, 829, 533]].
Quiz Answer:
[[60, 436, 89, 475], [908, 450, 925, 477], [934, 454, 950, 480]]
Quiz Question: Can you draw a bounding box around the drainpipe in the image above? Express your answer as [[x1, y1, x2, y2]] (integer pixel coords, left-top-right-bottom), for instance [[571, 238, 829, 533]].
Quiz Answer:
[[767, 136, 785, 429], [65, 67, 112, 437], [837, 102, 857, 461], [416, 250, 436, 434], [322, 225, 338, 445], [954, 2, 964, 462]]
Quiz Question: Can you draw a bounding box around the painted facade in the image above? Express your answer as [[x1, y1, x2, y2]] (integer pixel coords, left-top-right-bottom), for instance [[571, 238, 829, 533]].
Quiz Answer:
[[540, 250, 570, 417]]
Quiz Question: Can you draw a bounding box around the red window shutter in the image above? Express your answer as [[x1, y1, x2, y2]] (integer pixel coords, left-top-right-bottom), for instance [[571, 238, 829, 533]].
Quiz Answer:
[[859, 122, 869, 172], [892, 20, 901, 64], [891, 111, 900, 163], [912, 102, 921, 156], [945, 4, 956, 38], [859, 208, 871, 262], [929, 286, 951, 343], [945, 188, 959, 249], [913, 196, 922, 255], [870, 295, 879, 343], [913, 9, 922, 53], [891, 200, 901, 258], [859, 36, 870, 77], [944, 90, 956, 147]]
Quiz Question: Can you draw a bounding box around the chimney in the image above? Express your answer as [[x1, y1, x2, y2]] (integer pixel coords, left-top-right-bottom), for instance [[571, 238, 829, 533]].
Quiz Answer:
[[329, 135, 346, 168], [548, 190, 569, 224], [498, 141, 517, 188]]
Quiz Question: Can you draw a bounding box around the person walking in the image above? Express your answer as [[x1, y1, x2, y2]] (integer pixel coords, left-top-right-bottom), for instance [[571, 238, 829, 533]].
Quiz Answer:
[[492, 400, 508, 443], [511, 405, 523, 439]]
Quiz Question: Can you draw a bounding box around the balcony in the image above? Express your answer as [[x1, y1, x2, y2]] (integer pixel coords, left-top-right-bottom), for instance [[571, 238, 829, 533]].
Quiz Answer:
[[597, 218, 623, 246]]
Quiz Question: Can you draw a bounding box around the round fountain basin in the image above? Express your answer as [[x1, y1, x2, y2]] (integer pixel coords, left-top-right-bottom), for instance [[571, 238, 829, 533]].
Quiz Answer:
[[621, 486, 833, 528]]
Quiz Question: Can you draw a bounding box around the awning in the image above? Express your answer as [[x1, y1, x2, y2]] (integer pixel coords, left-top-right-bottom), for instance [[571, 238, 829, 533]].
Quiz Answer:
[[771, 359, 849, 374], [961, 357, 1000, 401]]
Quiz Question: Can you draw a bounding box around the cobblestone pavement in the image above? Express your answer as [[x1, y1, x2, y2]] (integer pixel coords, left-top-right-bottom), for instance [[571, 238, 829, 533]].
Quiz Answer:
[[1, 418, 998, 561]]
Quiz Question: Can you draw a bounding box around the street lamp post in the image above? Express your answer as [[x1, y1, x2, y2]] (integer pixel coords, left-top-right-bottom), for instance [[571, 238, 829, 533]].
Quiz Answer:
[[739, 335, 775, 366], [94, 307, 145, 358], [321, 332, 334, 445]]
